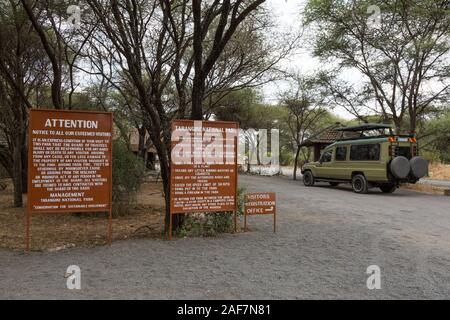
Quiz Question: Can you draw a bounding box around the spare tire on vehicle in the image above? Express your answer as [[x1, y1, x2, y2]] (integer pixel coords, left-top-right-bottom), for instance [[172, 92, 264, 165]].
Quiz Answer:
[[390, 156, 410, 179], [410, 156, 428, 179]]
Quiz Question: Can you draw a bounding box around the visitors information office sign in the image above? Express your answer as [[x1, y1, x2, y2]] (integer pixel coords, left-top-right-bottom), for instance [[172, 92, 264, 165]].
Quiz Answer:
[[169, 120, 238, 238], [26, 109, 113, 250]]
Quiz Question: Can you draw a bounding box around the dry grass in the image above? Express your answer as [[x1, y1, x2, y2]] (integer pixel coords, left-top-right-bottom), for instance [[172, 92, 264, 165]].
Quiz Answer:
[[401, 162, 450, 195], [428, 162, 450, 181], [0, 177, 166, 251], [401, 183, 448, 195]]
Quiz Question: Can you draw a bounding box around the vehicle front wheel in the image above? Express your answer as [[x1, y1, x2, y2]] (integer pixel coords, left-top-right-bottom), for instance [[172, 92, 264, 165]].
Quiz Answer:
[[380, 184, 396, 193], [303, 171, 315, 187], [352, 174, 368, 194]]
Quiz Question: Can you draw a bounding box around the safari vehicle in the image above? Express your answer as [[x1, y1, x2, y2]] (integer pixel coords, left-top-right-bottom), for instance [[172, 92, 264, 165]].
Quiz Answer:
[[301, 124, 429, 194]]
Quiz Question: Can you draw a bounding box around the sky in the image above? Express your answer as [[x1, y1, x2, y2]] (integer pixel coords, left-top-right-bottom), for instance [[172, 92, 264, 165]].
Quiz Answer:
[[265, 0, 361, 120]]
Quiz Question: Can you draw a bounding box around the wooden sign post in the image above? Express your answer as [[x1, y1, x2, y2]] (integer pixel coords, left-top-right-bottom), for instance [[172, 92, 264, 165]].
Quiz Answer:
[[244, 192, 276, 232], [26, 109, 113, 250], [169, 120, 239, 239]]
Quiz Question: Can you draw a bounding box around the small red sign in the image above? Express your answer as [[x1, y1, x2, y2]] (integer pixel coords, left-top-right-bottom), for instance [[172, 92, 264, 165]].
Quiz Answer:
[[244, 192, 276, 232]]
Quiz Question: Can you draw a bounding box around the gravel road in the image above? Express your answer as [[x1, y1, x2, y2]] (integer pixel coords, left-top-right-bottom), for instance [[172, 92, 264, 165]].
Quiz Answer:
[[419, 179, 450, 188], [1, 174, 450, 299]]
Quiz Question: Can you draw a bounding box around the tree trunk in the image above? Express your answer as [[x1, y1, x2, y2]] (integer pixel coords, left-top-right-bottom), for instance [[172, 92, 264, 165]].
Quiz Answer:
[[293, 146, 301, 181], [409, 110, 417, 136], [12, 131, 23, 207], [137, 126, 146, 159], [393, 118, 402, 135], [191, 74, 204, 120], [21, 139, 27, 194]]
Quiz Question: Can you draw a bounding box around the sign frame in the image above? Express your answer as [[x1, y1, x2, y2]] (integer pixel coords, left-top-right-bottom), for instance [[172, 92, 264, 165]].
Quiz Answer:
[[244, 192, 276, 233], [169, 119, 239, 239], [26, 108, 113, 251]]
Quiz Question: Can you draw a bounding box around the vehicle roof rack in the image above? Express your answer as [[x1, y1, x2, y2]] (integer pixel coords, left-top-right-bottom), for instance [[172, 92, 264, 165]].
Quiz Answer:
[[334, 123, 392, 132]]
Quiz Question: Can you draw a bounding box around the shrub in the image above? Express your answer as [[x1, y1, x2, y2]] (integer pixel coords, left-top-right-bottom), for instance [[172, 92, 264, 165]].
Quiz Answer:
[[112, 140, 145, 217], [177, 187, 246, 237], [280, 148, 294, 166]]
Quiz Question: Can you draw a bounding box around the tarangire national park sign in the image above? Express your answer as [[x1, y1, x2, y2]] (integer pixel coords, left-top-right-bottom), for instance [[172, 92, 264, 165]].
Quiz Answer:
[[170, 120, 239, 239]]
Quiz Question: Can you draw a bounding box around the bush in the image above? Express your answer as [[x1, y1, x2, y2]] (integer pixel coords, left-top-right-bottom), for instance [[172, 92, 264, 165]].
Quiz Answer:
[[177, 187, 246, 237], [112, 140, 145, 217], [280, 148, 294, 166]]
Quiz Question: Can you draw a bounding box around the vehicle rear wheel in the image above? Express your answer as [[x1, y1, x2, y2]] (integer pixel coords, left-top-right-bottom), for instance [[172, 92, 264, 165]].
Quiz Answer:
[[380, 184, 396, 193], [303, 171, 315, 187], [352, 174, 368, 194], [329, 182, 339, 187]]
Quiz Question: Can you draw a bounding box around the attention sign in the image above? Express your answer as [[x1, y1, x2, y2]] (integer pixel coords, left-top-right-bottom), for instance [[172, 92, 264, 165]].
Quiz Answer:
[[26, 109, 113, 250], [244, 192, 276, 232], [169, 120, 238, 238]]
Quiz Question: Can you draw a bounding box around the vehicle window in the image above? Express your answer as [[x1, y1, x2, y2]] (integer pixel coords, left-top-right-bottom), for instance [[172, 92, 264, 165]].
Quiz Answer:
[[320, 150, 332, 163], [350, 144, 380, 161], [335, 146, 347, 161], [395, 146, 412, 159]]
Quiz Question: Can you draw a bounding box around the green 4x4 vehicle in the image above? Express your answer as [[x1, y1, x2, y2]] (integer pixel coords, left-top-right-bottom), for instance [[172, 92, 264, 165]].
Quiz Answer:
[[301, 124, 429, 194]]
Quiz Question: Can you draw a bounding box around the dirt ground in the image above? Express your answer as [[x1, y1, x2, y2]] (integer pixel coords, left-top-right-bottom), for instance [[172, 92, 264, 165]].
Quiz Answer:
[[0, 177, 165, 252], [1, 163, 448, 251]]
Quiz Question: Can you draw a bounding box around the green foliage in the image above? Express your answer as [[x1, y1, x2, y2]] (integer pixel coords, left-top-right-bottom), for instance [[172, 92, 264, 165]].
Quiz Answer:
[[304, 0, 450, 134], [280, 148, 294, 166], [112, 140, 145, 217], [420, 111, 450, 163], [177, 187, 246, 237], [214, 88, 279, 130]]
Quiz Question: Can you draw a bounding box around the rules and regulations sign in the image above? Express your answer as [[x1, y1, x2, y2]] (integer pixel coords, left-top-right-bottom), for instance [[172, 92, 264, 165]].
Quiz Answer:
[[244, 192, 276, 232], [170, 120, 238, 215], [28, 109, 113, 213]]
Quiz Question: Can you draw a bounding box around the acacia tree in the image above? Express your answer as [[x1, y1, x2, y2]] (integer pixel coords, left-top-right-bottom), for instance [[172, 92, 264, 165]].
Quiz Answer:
[[82, 0, 285, 231], [281, 76, 329, 180], [83, 0, 176, 230], [0, 0, 95, 206], [0, 0, 51, 207], [190, 0, 266, 119], [305, 0, 450, 134], [19, 0, 64, 109]]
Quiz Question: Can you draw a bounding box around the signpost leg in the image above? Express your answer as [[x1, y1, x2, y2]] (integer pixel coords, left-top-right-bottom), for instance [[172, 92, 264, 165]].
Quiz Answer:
[[108, 209, 112, 245], [234, 210, 237, 233], [274, 211, 276, 233], [25, 211, 30, 252], [169, 213, 173, 240], [244, 212, 247, 232]]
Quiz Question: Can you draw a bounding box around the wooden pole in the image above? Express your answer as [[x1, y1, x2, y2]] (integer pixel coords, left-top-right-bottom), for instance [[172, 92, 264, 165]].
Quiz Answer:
[[169, 213, 173, 240], [233, 125, 238, 233], [273, 211, 276, 233], [108, 209, 112, 245], [244, 212, 247, 232], [25, 210, 30, 251]]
